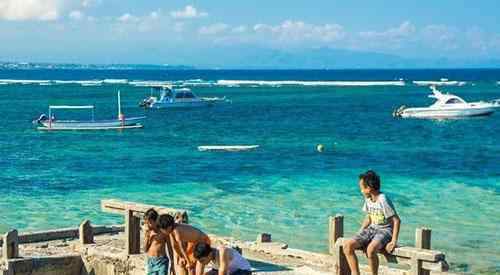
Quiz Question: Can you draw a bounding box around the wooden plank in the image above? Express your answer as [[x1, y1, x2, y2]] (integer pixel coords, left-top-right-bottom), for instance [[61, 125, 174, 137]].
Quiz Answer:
[[92, 225, 124, 235], [0, 225, 124, 246], [101, 199, 188, 223], [125, 209, 141, 255], [18, 228, 78, 244], [332, 237, 350, 275], [2, 230, 19, 259], [415, 228, 431, 250], [256, 233, 272, 243], [79, 220, 94, 245], [416, 228, 432, 275], [336, 238, 445, 262], [329, 215, 343, 255]]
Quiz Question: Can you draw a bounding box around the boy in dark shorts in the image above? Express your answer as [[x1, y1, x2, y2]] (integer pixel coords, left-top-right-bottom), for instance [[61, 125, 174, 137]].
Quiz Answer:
[[343, 170, 401, 275]]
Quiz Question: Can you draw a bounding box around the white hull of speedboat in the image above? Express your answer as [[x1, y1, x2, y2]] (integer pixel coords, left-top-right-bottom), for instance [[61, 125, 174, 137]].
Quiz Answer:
[[399, 106, 495, 118]]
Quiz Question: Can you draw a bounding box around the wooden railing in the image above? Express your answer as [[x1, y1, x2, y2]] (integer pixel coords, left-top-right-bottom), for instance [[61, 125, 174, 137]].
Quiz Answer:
[[1, 200, 454, 275], [1, 222, 123, 262], [329, 215, 450, 275]]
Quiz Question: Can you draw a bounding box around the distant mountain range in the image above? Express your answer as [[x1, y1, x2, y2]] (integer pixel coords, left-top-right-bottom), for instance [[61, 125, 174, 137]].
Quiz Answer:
[[183, 46, 500, 69], [2, 47, 500, 69]]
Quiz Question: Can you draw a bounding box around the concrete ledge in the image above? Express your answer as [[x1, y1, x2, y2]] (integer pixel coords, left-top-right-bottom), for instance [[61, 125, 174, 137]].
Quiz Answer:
[[6, 255, 82, 275]]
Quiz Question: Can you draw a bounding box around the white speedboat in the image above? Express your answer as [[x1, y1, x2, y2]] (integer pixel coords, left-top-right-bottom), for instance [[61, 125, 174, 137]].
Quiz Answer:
[[393, 86, 500, 119], [35, 91, 145, 130], [139, 85, 229, 109]]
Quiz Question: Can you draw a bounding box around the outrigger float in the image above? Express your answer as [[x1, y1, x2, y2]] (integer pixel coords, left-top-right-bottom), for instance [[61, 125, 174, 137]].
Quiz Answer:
[[34, 91, 145, 130]]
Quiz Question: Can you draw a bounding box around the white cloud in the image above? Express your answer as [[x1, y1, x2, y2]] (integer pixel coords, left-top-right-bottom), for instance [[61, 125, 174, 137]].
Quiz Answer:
[[69, 10, 83, 20], [149, 11, 159, 20], [171, 5, 207, 19], [232, 25, 247, 34], [421, 25, 459, 50], [199, 23, 229, 35], [0, 0, 60, 21], [359, 21, 415, 40], [173, 22, 185, 33], [81, 0, 100, 8], [117, 13, 139, 23], [253, 20, 345, 43]]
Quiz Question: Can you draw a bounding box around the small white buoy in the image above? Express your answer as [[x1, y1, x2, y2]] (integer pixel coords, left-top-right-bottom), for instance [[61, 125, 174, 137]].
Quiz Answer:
[[317, 144, 324, 153]]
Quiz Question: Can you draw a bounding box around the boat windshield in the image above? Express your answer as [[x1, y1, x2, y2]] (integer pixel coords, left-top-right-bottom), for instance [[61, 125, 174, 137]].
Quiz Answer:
[[445, 98, 464, 104], [175, 92, 195, 99]]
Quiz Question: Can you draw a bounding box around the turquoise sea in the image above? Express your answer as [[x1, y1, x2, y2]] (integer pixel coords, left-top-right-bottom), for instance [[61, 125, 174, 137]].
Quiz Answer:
[[0, 69, 499, 274]]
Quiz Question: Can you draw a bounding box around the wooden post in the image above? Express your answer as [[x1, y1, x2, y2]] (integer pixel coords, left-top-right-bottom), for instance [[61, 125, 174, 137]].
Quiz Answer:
[[125, 209, 141, 255], [329, 215, 344, 254], [2, 229, 19, 260], [415, 228, 432, 275], [330, 215, 350, 275], [79, 220, 94, 244], [256, 233, 272, 243]]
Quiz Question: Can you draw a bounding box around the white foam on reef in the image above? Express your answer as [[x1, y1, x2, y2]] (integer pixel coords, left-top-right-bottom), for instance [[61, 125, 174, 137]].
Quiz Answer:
[[54, 80, 103, 86], [413, 80, 467, 86], [216, 80, 406, 87], [129, 80, 170, 87], [179, 79, 215, 86], [103, 79, 128, 84], [0, 79, 51, 85]]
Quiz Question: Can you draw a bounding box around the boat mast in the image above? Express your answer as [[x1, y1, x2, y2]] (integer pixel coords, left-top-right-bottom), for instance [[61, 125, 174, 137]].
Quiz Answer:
[[48, 107, 52, 129], [118, 90, 124, 121]]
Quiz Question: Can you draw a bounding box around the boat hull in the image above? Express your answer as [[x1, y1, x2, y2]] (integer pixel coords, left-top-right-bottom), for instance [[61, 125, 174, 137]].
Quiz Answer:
[[400, 107, 495, 118], [148, 100, 210, 109], [38, 116, 145, 130]]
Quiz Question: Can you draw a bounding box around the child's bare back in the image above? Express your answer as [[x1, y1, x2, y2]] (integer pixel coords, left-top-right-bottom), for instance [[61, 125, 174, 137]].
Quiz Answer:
[[173, 224, 208, 242]]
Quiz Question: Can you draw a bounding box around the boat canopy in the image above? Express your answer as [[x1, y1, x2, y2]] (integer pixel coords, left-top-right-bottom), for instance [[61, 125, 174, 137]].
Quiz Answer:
[[49, 105, 94, 109]]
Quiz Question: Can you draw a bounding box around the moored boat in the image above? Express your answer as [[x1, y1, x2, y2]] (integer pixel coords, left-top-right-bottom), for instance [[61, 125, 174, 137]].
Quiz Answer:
[[35, 91, 145, 130], [197, 145, 259, 152], [139, 85, 229, 109], [393, 86, 500, 119]]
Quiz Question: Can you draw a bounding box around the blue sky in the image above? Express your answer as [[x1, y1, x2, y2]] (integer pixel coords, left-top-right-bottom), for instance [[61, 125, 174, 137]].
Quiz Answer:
[[1, 0, 499, 66]]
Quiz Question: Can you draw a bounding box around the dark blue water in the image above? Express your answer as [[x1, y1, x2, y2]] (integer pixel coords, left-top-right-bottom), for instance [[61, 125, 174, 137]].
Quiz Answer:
[[2, 68, 500, 81]]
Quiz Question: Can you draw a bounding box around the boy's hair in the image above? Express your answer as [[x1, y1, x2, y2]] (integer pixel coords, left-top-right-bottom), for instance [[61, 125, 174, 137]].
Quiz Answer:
[[144, 208, 159, 222], [158, 214, 175, 229], [359, 170, 380, 191], [193, 242, 212, 259]]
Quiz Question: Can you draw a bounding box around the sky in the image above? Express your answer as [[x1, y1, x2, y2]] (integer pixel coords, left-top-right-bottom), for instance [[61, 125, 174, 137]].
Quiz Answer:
[[1, 0, 500, 66]]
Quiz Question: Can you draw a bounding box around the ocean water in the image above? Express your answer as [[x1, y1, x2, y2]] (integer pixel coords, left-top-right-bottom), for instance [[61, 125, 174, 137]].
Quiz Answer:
[[0, 69, 499, 274]]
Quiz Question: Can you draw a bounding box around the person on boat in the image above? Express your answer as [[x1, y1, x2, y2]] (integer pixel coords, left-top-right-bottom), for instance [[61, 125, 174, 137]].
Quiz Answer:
[[193, 242, 252, 275], [158, 214, 211, 275]]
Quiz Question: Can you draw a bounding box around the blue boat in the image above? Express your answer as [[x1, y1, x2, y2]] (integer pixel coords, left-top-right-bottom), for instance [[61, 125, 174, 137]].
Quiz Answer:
[[139, 85, 229, 109]]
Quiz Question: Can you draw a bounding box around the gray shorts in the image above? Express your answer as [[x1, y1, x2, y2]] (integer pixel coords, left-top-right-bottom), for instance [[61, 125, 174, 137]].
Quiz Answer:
[[352, 226, 392, 249]]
